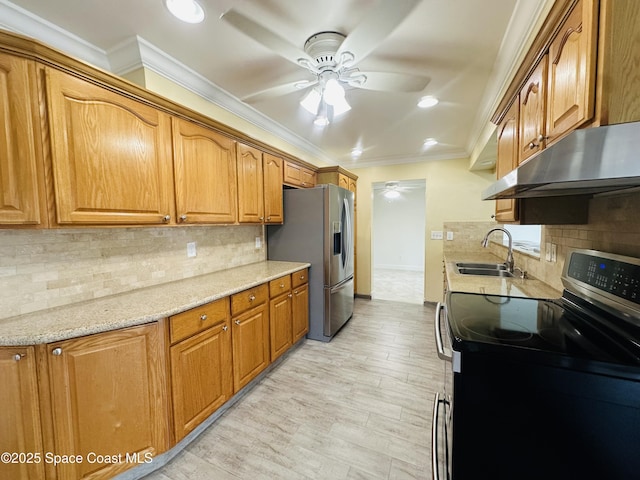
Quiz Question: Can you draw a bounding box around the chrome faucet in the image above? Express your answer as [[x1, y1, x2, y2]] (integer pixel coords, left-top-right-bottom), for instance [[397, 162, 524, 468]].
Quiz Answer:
[[481, 227, 514, 273]]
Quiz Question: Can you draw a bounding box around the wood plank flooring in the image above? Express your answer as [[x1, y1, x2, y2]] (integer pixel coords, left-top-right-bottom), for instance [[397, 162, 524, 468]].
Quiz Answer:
[[143, 298, 441, 480]]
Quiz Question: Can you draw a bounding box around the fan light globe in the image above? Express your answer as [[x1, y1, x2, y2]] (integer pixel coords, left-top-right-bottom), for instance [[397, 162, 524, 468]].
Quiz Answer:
[[300, 89, 322, 115], [165, 0, 205, 23], [384, 190, 401, 199]]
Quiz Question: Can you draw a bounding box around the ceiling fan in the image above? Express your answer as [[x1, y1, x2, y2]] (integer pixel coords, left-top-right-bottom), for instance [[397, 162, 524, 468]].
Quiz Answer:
[[375, 180, 425, 199], [220, 0, 429, 126]]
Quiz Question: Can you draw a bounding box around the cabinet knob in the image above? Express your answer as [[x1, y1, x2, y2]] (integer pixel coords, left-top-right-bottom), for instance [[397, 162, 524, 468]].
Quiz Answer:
[[52, 347, 63, 356], [162, 215, 171, 223], [200, 314, 207, 321], [249, 294, 256, 302], [280, 283, 285, 288], [13, 353, 24, 361], [266, 216, 271, 221], [300, 275, 305, 281], [528, 142, 536, 150], [259, 216, 264, 221], [179, 214, 187, 222], [234, 319, 241, 325], [293, 290, 298, 295], [288, 293, 293, 298], [222, 325, 228, 331]]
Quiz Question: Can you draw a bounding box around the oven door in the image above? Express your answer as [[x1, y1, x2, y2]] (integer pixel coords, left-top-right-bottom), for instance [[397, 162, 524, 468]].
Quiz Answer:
[[432, 302, 453, 480]]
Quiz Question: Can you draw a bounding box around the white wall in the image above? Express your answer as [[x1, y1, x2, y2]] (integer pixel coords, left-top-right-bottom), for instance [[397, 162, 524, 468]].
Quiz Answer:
[[372, 182, 426, 270]]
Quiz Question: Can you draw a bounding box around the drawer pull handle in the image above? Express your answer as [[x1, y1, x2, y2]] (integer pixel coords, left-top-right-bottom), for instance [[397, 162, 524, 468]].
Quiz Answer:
[[249, 294, 256, 302], [300, 275, 305, 280], [288, 294, 293, 298], [13, 354, 24, 361], [162, 215, 171, 223], [280, 283, 285, 288], [222, 325, 228, 331], [52, 348, 63, 356], [235, 320, 241, 325], [200, 314, 207, 321]]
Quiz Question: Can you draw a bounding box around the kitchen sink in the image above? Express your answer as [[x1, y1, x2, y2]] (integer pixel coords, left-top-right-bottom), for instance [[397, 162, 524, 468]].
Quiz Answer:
[[456, 267, 514, 277], [455, 262, 507, 270]]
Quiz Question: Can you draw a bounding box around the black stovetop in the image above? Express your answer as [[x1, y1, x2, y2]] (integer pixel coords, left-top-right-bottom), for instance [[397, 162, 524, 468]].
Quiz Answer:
[[446, 290, 640, 368]]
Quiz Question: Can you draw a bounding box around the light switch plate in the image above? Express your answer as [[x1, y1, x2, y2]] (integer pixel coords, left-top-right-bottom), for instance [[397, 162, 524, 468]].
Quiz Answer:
[[187, 242, 197, 258], [446, 231, 454, 241], [255, 236, 262, 248]]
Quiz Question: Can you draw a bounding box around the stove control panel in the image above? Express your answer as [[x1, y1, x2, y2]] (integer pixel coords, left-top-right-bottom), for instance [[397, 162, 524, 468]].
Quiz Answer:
[[564, 250, 640, 306]]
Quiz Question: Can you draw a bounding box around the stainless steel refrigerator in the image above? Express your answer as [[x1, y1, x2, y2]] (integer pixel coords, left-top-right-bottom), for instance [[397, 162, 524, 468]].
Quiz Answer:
[[267, 184, 354, 342]]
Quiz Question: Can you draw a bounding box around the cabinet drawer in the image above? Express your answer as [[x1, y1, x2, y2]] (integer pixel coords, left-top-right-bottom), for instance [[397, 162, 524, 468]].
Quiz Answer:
[[231, 284, 268, 316], [169, 297, 230, 344], [269, 275, 291, 297], [292, 268, 309, 288]]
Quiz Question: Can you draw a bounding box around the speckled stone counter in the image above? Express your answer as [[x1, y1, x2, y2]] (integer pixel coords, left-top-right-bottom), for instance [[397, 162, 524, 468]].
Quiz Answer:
[[445, 252, 562, 299], [0, 261, 309, 346]]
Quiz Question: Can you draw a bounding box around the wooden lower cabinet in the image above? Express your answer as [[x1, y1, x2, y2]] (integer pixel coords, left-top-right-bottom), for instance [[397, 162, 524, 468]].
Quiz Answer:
[[168, 298, 232, 443], [42, 323, 168, 480], [0, 346, 45, 480], [231, 285, 270, 392], [292, 283, 310, 343], [269, 270, 309, 361]]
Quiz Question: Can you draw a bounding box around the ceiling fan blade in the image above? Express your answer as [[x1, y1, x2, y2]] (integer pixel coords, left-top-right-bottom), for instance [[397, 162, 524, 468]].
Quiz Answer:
[[350, 71, 429, 92], [220, 9, 311, 65], [241, 79, 318, 103], [336, 0, 421, 65]]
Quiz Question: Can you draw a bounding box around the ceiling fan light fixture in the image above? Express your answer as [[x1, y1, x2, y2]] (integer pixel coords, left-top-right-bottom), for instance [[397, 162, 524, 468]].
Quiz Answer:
[[418, 95, 439, 108], [300, 88, 322, 115], [351, 148, 363, 159], [384, 190, 401, 199], [165, 0, 205, 23]]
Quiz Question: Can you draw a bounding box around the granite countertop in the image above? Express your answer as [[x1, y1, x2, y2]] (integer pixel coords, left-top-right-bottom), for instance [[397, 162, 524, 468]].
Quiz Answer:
[[0, 261, 310, 346], [444, 251, 562, 299]]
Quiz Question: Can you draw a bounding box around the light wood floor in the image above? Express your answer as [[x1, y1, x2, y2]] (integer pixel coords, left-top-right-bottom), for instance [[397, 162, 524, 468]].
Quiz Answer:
[[143, 298, 440, 480]]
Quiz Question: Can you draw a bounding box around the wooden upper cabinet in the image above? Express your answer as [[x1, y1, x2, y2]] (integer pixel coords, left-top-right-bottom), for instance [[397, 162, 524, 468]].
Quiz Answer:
[[495, 99, 520, 223], [546, 0, 598, 144], [236, 143, 264, 223], [283, 161, 316, 188], [337, 173, 350, 190], [263, 153, 283, 224], [0, 347, 45, 480], [0, 54, 46, 226], [44, 323, 168, 479], [45, 68, 175, 225], [172, 118, 237, 224], [519, 56, 548, 163]]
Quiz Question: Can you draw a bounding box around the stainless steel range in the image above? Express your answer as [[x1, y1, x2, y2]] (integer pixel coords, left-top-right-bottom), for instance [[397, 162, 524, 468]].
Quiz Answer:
[[432, 249, 640, 480]]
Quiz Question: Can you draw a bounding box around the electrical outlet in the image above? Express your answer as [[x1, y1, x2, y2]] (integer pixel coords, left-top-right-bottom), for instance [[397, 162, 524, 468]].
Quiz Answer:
[[431, 231, 444, 240], [550, 243, 557, 263], [255, 236, 262, 248], [187, 242, 197, 258]]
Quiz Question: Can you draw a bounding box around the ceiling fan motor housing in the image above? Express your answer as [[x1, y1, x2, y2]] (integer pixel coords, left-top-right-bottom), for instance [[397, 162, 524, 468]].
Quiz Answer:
[[304, 31, 346, 70]]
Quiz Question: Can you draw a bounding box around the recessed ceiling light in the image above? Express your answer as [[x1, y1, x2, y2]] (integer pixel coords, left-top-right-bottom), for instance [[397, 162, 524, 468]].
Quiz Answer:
[[423, 138, 438, 147], [351, 148, 363, 159], [418, 96, 439, 108], [165, 0, 205, 23]]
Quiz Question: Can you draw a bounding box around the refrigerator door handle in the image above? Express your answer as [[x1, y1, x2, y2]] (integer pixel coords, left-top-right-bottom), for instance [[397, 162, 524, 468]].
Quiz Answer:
[[343, 197, 352, 271]]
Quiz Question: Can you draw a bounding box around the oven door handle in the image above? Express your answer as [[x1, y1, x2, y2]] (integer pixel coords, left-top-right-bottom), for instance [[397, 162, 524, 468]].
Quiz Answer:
[[435, 302, 452, 361], [432, 391, 444, 480]]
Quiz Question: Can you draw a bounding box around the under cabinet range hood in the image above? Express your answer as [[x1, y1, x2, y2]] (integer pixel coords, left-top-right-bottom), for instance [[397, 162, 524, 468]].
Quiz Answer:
[[482, 121, 640, 200]]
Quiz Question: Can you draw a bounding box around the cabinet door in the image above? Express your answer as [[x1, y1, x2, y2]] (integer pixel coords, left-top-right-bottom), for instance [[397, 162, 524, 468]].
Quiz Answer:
[[269, 294, 292, 362], [172, 118, 237, 224], [45, 68, 174, 225], [170, 321, 232, 442], [519, 57, 548, 163], [231, 303, 270, 392], [236, 143, 264, 223], [495, 99, 520, 223], [0, 347, 45, 480], [46, 323, 168, 480], [0, 54, 46, 226], [263, 153, 283, 224], [301, 168, 317, 188], [546, 0, 598, 144], [292, 283, 309, 343]]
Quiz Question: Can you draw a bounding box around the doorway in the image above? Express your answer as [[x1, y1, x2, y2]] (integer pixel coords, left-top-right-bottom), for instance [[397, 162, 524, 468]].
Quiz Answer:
[[371, 179, 426, 304]]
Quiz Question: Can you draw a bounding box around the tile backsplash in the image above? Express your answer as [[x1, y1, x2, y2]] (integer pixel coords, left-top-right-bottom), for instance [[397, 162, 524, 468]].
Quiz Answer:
[[0, 225, 265, 319], [446, 191, 640, 294]]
